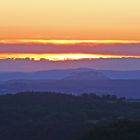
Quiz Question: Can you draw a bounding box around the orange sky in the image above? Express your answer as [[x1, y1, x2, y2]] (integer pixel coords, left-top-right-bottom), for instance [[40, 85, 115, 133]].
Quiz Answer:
[[0, 0, 140, 40], [0, 1, 140, 61]]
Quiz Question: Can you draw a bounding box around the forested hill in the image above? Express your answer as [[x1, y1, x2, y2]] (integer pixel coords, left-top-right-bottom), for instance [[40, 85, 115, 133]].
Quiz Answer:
[[79, 120, 140, 140], [1, 92, 140, 140]]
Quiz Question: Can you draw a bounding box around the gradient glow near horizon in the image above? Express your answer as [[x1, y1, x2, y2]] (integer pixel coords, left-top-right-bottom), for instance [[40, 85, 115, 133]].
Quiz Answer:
[[0, 0, 140, 40], [0, 0, 140, 61], [0, 40, 140, 61]]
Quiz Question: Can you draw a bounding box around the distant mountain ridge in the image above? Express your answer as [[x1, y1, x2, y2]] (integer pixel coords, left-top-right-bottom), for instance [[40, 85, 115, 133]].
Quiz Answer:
[[64, 71, 110, 80], [0, 79, 140, 98], [1, 68, 140, 98], [0, 68, 140, 81]]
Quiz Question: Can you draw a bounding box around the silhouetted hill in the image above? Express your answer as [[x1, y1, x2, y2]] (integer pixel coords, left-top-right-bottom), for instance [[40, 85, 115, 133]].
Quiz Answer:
[[0, 92, 140, 140]]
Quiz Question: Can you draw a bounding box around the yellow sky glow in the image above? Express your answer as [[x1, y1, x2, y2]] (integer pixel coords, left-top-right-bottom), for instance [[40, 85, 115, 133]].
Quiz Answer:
[[0, 39, 140, 45], [0, 53, 139, 61]]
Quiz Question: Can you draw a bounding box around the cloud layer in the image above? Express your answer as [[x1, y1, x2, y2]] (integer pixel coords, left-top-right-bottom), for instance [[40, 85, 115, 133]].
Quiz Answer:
[[0, 42, 140, 55]]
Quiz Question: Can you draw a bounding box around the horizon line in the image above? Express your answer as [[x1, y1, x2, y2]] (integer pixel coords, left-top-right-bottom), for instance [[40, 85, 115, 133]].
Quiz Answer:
[[1, 39, 140, 44], [0, 53, 140, 61]]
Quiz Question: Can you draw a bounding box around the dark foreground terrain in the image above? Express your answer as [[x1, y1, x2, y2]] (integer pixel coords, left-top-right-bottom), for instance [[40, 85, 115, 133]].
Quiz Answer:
[[0, 92, 140, 140], [79, 120, 140, 140]]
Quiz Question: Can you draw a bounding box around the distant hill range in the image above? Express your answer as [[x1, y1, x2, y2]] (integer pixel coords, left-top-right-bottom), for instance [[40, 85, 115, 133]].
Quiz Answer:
[[0, 68, 140, 81], [0, 68, 140, 98]]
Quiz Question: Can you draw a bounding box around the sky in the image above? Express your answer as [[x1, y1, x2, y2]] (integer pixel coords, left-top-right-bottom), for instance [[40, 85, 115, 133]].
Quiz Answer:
[[0, 0, 140, 40], [0, 0, 140, 70]]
